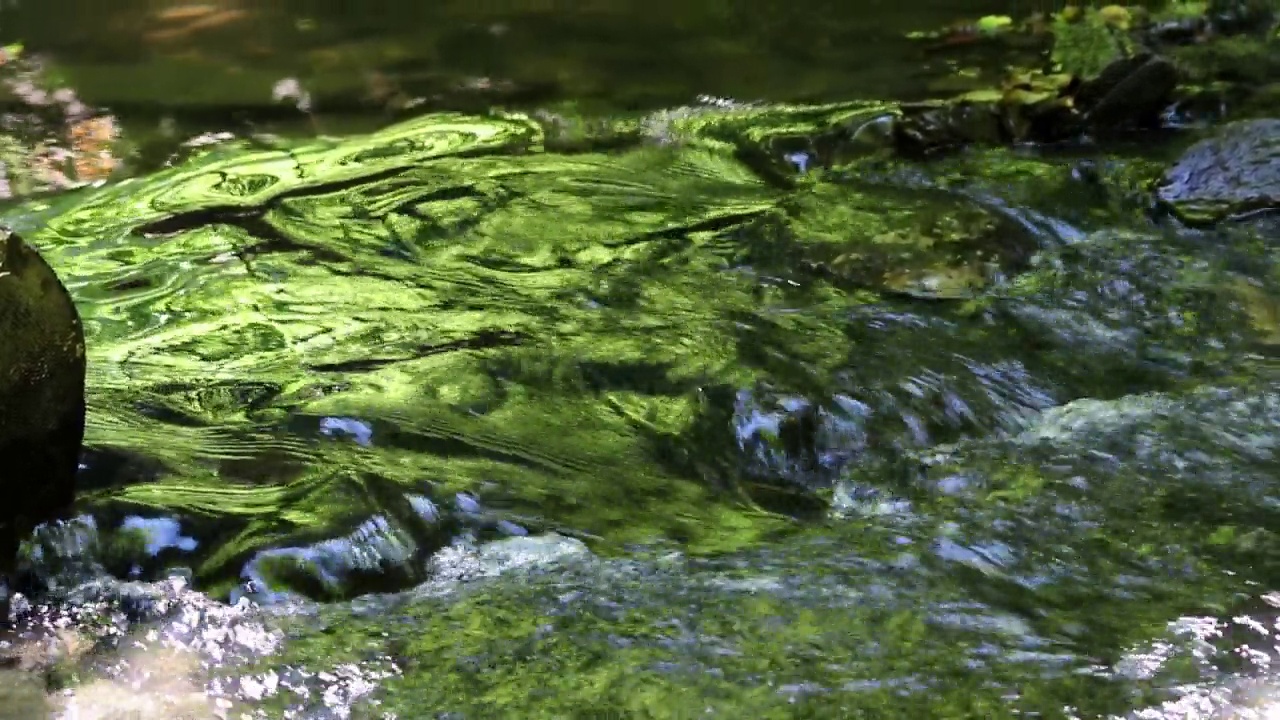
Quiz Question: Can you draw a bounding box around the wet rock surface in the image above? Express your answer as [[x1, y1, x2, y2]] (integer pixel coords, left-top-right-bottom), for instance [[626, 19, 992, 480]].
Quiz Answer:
[[0, 228, 85, 628], [1157, 118, 1280, 225], [0, 530, 588, 719]]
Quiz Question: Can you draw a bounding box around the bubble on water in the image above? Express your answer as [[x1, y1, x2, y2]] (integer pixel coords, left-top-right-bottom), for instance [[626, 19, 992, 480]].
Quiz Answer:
[[121, 515, 198, 555], [784, 152, 812, 173], [1114, 601, 1280, 719], [319, 417, 374, 446]]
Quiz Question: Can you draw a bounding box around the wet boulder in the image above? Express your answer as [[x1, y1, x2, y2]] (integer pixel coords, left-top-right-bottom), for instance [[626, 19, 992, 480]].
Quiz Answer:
[[1157, 118, 1280, 225], [1076, 53, 1179, 131], [1050, 10, 1177, 130], [0, 228, 85, 624]]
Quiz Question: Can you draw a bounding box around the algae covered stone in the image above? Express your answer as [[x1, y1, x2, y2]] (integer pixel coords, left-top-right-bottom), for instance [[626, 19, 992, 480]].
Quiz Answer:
[[0, 227, 85, 622]]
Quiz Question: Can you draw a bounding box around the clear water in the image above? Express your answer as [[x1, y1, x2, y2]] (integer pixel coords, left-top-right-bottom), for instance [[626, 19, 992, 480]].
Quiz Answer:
[[2, 2, 1280, 718]]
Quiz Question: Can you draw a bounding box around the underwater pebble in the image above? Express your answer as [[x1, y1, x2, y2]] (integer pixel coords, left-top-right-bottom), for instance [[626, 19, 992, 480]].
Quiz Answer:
[[454, 493, 481, 514]]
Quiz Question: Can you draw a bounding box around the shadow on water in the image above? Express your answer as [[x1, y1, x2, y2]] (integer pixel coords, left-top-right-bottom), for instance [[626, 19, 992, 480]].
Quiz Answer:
[[3, 1, 1280, 718], [1, 0, 1023, 121]]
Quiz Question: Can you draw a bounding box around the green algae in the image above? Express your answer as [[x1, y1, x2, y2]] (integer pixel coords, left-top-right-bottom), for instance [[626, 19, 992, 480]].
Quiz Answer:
[[1051, 8, 1136, 78]]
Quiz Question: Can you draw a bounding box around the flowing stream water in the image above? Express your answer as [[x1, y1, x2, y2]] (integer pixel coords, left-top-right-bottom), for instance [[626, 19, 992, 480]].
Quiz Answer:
[[2, 2, 1280, 718]]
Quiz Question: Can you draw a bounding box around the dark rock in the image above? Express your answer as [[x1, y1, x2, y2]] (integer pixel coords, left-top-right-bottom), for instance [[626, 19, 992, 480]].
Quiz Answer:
[[1077, 53, 1180, 131], [893, 53, 1178, 156], [893, 101, 1007, 157], [0, 228, 85, 625], [1156, 118, 1280, 224], [1144, 18, 1208, 47], [1206, 0, 1277, 36]]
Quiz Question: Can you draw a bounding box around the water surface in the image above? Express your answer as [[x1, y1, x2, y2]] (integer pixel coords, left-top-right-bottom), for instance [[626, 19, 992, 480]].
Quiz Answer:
[[4, 2, 1280, 718]]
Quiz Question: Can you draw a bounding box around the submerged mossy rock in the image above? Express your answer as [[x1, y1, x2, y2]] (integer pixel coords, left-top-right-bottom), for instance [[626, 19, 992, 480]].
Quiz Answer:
[[1157, 118, 1280, 224], [783, 182, 1040, 299], [0, 228, 85, 622]]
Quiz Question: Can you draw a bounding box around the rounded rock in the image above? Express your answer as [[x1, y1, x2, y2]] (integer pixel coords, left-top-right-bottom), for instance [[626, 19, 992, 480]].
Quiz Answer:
[[0, 227, 86, 621]]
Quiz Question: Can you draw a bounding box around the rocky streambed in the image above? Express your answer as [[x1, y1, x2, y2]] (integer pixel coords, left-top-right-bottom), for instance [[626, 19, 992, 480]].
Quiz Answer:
[[2, 3, 1280, 717]]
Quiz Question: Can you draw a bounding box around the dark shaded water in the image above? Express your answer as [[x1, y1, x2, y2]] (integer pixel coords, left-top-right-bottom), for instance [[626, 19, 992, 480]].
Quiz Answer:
[[2, 1, 1022, 120], [3, 2, 1280, 719]]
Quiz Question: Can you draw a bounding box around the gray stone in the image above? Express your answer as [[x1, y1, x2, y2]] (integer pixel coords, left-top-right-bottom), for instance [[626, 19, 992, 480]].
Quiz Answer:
[[1157, 119, 1280, 225]]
